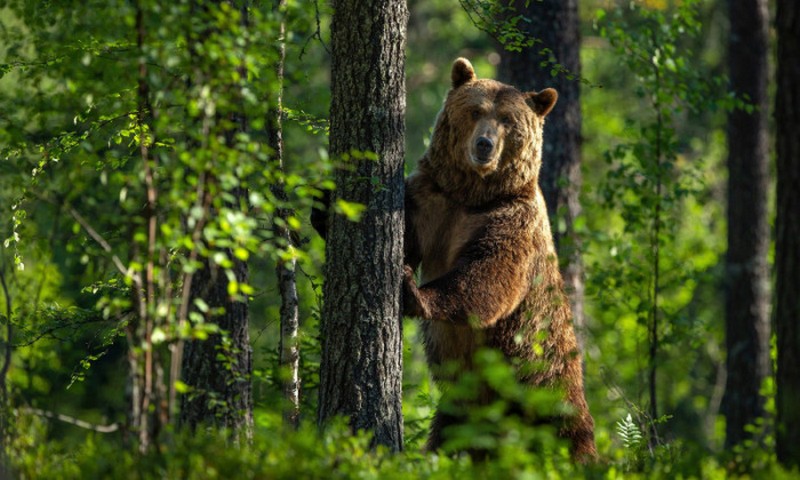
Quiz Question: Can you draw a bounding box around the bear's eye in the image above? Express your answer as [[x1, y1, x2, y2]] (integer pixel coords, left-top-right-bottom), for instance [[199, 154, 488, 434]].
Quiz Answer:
[[471, 109, 482, 120], [499, 114, 512, 126]]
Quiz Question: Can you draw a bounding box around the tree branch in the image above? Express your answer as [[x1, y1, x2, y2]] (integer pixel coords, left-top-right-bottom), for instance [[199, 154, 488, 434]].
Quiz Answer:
[[12, 315, 118, 348], [22, 407, 119, 433], [64, 203, 135, 284], [300, 0, 330, 59]]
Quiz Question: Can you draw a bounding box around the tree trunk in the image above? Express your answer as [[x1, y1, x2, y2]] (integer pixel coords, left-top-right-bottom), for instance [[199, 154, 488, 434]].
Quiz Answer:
[[268, 0, 300, 429], [722, 0, 770, 450], [128, 4, 168, 451], [0, 267, 12, 474], [181, 258, 254, 438], [317, 0, 407, 451], [495, 0, 585, 345], [775, 0, 800, 467], [179, 0, 254, 440]]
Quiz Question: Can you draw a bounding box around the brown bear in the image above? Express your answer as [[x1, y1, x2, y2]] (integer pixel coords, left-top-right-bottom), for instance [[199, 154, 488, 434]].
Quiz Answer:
[[403, 58, 596, 459]]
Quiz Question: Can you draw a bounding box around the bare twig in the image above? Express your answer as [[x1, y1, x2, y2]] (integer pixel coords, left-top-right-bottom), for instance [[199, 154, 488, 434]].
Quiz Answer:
[[12, 315, 116, 348], [22, 407, 119, 433], [648, 33, 663, 445], [299, 0, 330, 58], [65, 204, 134, 283]]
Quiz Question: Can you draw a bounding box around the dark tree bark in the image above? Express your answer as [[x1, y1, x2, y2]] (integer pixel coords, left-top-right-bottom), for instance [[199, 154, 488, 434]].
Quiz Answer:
[[0, 267, 12, 474], [317, 0, 408, 451], [179, 0, 253, 439], [495, 0, 585, 344], [181, 259, 253, 437], [775, 0, 800, 467], [722, 0, 770, 450]]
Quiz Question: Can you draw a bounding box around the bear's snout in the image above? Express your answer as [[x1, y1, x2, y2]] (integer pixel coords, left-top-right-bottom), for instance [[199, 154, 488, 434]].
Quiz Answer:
[[475, 136, 494, 163]]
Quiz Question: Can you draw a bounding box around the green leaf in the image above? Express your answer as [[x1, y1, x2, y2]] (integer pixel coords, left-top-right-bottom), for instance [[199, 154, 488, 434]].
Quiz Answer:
[[194, 298, 210, 313], [233, 247, 249, 261], [151, 327, 167, 344], [335, 199, 366, 222], [173, 380, 190, 394]]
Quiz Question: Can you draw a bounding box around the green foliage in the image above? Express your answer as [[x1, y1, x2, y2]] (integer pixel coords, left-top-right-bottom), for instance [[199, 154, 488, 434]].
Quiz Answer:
[[431, 348, 568, 459], [458, 0, 535, 52], [0, 0, 790, 476], [2, 412, 487, 479], [582, 0, 740, 457], [616, 413, 646, 471], [7, 407, 798, 479], [456, 0, 586, 84], [0, 0, 336, 448], [617, 413, 643, 451]]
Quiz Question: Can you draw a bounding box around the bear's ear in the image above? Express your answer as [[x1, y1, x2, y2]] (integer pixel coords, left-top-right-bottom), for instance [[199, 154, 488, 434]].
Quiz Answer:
[[451, 58, 476, 89], [526, 88, 558, 117]]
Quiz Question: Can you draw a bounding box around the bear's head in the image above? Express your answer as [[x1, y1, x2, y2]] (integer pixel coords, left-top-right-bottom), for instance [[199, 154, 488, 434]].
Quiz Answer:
[[421, 57, 557, 206]]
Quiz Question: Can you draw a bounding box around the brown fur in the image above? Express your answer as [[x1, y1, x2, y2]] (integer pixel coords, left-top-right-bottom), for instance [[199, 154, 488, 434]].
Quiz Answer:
[[403, 58, 596, 459]]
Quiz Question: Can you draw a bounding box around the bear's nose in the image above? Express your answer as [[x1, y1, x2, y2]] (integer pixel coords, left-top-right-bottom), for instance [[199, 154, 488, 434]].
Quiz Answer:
[[475, 136, 494, 160]]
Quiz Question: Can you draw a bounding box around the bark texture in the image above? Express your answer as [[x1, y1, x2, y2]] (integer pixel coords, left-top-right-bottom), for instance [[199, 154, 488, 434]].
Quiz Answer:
[[0, 268, 12, 473], [495, 0, 585, 343], [179, 0, 253, 439], [722, 0, 771, 449], [317, 0, 408, 451], [266, 0, 300, 429], [776, 0, 800, 467], [180, 259, 254, 438]]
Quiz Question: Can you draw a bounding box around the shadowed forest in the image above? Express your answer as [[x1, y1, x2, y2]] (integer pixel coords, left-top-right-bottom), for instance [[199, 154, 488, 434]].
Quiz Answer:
[[0, 0, 799, 478]]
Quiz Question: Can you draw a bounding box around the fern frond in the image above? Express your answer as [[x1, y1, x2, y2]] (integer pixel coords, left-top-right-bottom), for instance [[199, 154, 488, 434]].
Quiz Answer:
[[616, 413, 643, 450]]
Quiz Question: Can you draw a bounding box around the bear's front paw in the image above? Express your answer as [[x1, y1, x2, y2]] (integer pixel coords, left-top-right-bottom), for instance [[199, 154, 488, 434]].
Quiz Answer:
[[402, 265, 427, 318]]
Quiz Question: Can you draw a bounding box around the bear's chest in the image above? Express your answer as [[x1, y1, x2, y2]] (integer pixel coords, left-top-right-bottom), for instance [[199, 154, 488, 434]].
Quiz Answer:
[[412, 193, 486, 284]]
